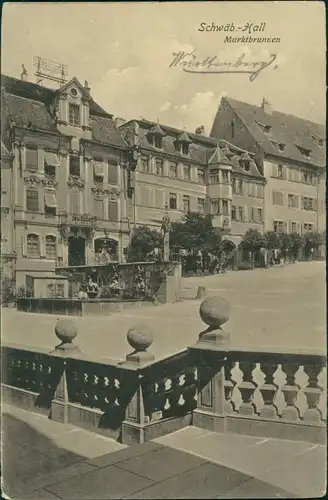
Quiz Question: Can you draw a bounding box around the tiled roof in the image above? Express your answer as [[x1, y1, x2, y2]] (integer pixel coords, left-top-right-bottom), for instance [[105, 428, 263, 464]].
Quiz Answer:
[[4, 92, 58, 132], [221, 97, 325, 168], [90, 115, 128, 148], [122, 119, 264, 179], [148, 124, 166, 136], [1, 74, 112, 118]]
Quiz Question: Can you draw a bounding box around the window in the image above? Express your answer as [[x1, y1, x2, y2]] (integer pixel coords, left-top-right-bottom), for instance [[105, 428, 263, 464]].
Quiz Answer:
[[69, 188, 80, 215], [197, 168, 205, 184], [56, 283, 65, 298], [108, 200, 118, 221], [277, 164, 284, 179], [169, 162, 177, 179], [45, 164, 56, 178], [297, 146, 311, 158], [240, 160, 250, 172], [210, 199, 219, 215], [232, 178, 236, 193], [26, 146, 38, 171], [252, 208, 263, 222], [238, 206, 244, 221], [256, 184, 264, 198], [231, 206, 236, 220], [93, 159, 104, 183], [68, 104, 80, 126], [221, 199, 229, 216], [183, 164, 191, 181], [27, 234, 40, 258], [183, 195, 190, 212], [291, 222, 298, 233], [44, 192, 57, 217], [272, 191, 284, 206], [26, 189, 39, 212], [257, 122, 271, 134], [222, 171, 229, 184], [209, 169, 219, 184], [45, 235, 57, 259], [288, 194, 299, 209], [108, 160, 118, 184], [273, 221, 285, 233], [302, 196, 315, 211], [140, 156, 150, 173], [182, 143, 189, 155], [271, 141, 285, 152], [237, 179, 243, 194], [197, 198, 205, 213], [155, 158, 163, 175], [93, 198, 104, 219], [301, 170, 315, 185], [169, 193, 177, 210], [69, 155, 80, 177], [303, 223, 313, 233], [154, 136, 162, 149]]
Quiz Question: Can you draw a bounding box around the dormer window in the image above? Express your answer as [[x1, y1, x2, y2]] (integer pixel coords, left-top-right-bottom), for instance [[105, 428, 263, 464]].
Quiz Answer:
[[68, 104, 80, 126], [312, 135, 324, 146], [175, 131, 192, 155], [147, 123, 165, 149], [297, 146, 311, 157], [239, 152, 252, 172], [270, 140, 285, 152], [257, 121, 272, 134]]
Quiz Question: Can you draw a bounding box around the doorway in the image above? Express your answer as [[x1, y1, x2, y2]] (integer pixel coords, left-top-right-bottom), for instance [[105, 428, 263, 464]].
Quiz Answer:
[[68, 237, 86, 266]]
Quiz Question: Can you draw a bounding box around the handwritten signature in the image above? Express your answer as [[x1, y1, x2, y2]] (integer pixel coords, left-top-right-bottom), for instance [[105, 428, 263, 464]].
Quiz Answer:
[[169, 50, 277, 81]]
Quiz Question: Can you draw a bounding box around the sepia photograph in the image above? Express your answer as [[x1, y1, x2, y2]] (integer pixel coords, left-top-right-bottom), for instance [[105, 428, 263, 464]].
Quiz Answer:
[[1, 1, 326, 498]]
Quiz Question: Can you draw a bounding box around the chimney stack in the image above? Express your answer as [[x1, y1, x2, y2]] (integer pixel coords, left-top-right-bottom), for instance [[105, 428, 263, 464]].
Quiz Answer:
[[195, 125, 205, 135], [21, 64, 28, 82], [115, 117, 126, 128], [261, 97, 272, 115]]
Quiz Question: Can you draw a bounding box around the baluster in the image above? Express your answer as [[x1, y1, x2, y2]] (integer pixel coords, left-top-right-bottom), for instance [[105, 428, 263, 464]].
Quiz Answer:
[[281, 363, 300, 420], [224, 361, 236, 414], [258, 363, 279, 419], [302, 364, 324, 422], [238, 361, 257, 416]]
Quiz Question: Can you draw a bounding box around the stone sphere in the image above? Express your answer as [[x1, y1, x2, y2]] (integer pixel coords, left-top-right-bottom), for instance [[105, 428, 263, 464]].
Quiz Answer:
[[127, 325, 154, 352], [199, 296, 230, 328], [55, 319, 78, 343]]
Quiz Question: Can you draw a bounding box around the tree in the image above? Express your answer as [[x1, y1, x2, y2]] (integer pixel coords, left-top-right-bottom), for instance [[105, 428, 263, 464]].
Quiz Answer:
[[126, 225, 163, 262], [289, 232, 303, 262], [170, 212, 223, 255], [278, 232, 293, 260], [240, 229, 265, 253], [264, 231, 281, 250], [302, 231, 324, 259]]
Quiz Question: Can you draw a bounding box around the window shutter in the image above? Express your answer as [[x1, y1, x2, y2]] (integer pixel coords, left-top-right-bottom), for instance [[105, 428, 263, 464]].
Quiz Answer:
[[26, 147, 38, 171], [108, 161, 118, 184], [57, 237, 63, 258], [40, 235, 46, 257], [93, 198, 104, 219], [108, 200, 118, 221], [243, 206, 248, 222]]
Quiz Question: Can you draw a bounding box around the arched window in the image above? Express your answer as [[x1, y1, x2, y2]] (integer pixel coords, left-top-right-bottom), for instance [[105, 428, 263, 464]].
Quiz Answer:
[[46, 235, 57, 259], [27, 234, 40, 258]]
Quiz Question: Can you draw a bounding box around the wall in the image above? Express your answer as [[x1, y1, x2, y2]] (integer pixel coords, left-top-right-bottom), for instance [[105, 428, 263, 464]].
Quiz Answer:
[[231, 177, 264, 235], [263, 159, 322, 233], [1, 153, 15, 279]]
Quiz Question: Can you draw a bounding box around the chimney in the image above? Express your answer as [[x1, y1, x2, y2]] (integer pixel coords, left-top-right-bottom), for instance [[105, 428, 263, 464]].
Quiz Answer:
[[195, 125, 205, 135], [21, 64, 28, 81], [261, 97, 272, 115], [115, 117, 126, 128]]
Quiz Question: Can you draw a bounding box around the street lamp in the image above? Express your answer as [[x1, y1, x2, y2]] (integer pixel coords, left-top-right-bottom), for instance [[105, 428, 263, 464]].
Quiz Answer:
[[161, 202, 171, 262]]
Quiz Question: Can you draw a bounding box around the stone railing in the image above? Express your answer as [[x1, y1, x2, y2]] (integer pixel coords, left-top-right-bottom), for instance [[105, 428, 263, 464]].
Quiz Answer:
[[2, 296, 326, 445], [1, 319, 195, 444], [189, 296, 326, 444]]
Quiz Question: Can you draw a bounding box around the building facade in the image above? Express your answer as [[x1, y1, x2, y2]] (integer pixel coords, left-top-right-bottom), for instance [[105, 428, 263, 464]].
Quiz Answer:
[[1, 141, 15, 280], [210, 97, 326, 235], [119, 119, 265, 247], [1, 73, 136, 287]]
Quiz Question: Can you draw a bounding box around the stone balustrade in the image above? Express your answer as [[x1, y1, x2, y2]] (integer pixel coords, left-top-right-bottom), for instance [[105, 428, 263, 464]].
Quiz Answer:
[[2, 296, 326, 445]]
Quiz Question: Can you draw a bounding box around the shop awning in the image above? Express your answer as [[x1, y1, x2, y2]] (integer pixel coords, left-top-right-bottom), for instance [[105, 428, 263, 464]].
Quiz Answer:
[[93, 161, 104, 177], [44, 192, 57, 208], [44, 151, 60, 167]]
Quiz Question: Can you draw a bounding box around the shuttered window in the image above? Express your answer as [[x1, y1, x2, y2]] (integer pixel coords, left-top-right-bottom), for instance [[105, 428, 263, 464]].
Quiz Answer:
[[108, 161, 118, 184], [69, 188, 80, 215], [46, 236, 57, 259], [108, 201, 118, 221], [93, 198, 104, 219], [26, 189, 39, 212], [26, 147, 38, 171]]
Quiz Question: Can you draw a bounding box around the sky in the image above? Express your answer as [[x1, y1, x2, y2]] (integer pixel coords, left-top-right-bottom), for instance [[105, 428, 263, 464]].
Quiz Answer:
[[2, 2, 326, 134]]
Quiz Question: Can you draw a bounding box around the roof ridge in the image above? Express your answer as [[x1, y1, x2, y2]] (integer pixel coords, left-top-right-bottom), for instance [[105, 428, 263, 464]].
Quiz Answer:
[[5, 92, 48, 106]]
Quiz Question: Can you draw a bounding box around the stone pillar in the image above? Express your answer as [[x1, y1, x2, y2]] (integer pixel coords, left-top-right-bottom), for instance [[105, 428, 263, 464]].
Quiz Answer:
[[190, 296, 232, 433], [163, 231, 169, 262], [120, 325, 155, 445]]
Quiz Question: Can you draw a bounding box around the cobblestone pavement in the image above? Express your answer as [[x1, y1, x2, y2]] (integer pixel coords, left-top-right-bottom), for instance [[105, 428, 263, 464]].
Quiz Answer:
[[2, 262, 325, 361]]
